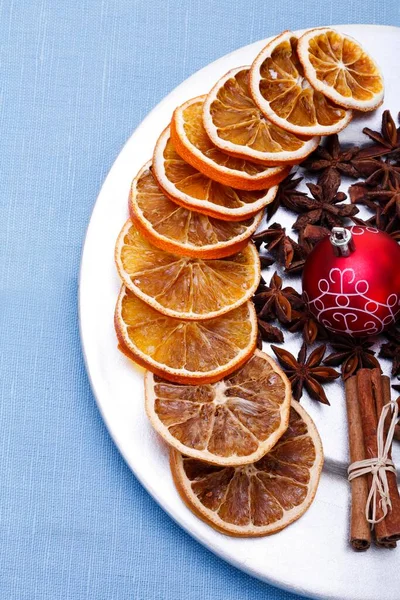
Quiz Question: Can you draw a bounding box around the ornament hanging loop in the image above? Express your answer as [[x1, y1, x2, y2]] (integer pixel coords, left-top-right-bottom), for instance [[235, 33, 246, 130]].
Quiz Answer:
[[330, 227, 355, 257]]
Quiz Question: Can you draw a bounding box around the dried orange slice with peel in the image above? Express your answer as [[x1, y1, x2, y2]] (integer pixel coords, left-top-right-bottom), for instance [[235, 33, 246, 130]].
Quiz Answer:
[[203, 66, 320, 165], [115, 220, 261, 320], [145, 350, 291, 466], [152, 127, 278, 222], [170, 400, 323, 536], [171, 96, 291, 190], [129, 162, 263, 259], [115, 287, 258, 384], [250, 30, 352, 137], [297, 28, 384, 112]]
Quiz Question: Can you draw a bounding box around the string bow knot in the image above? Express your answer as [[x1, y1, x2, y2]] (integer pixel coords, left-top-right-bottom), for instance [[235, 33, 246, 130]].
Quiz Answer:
[[348, 400, 398, 526]]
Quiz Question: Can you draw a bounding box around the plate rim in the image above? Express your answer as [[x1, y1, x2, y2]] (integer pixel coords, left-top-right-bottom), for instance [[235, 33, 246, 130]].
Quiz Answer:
[[79, 24, 400, 600]]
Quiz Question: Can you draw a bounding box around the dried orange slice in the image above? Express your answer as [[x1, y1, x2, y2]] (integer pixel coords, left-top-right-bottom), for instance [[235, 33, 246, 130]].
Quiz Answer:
[[129, 162, 263, 259], [171, 96, 291, 190], [170, 400, 323, 536], [115, 287, 258, 384], [145, 350, 291, 466], [115, 220, 260, 320], [152, 127, 278, 222], [297, 28, 384, 112], [203, 67, 320, 165], [250, 30, 352, 136]]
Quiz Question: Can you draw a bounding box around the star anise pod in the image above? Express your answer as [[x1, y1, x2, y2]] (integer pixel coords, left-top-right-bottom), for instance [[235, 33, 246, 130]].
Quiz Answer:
[[259, 254, 275, 269], [253, 271, 300, 324], [284, 259, 307, 275], [349, 182, 381, 211], [271, 343, 340, 404], [298, 223, 331, 253], [353, 157, 400, 189], [380, 327, 400, 377], [288, 307, 328, 345], [291, 170, 358, 230], [371, 180, 400, 217], [253, 223, 306, 270], [303, 134, 359, 184], [351, 210, 400, 242], [373, 209, 400, 240], [284, 224, 331, 276], [266, 173, 309, 219], [278, 283, 327, 345], [357, 110, 400, 159], [257, 319, 284, 344], [323, 334, 381, 380], [350, 179, 400, 217]]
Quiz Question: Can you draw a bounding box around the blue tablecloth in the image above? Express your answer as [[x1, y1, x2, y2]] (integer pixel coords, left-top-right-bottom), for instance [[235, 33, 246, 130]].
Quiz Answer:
[[1, 2, 399, 598]]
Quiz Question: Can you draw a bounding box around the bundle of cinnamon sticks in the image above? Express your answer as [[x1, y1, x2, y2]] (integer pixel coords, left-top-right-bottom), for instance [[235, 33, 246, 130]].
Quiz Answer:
[[345, 368, 400, 551]]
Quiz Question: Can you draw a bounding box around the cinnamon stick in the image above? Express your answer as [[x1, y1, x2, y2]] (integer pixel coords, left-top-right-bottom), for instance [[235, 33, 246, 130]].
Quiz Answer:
[[357, 369, 400, 545], [345, 376, 371, 551], [378, 377, 399, 548], [372, 372, 400, 544], [374, 539, 397, 549], [394, 395, 400, 442]]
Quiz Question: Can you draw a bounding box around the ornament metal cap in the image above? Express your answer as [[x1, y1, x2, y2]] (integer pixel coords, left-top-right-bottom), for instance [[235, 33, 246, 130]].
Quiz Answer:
[[330, 227, 355, 257]]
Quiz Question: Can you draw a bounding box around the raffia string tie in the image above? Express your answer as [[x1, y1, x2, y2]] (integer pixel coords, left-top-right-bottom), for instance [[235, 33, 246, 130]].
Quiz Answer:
[[348, 400, 399, 526]]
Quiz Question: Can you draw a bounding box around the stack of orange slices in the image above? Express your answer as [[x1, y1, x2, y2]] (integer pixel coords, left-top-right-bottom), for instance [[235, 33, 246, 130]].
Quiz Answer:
[[113, 27, 384, 536]]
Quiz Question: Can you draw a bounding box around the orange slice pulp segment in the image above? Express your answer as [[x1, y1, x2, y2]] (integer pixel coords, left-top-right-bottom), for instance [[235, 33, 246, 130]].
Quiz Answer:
[[170, 399, 323, 536], [145, 350, 291, 466], [115, 287, 258, 384], [249, 30, 352, 136], [171, 96, 291, 189], [115, 220, 260, 320], [203, 66, 321, 163], [297, 27, 384, 111], [129, 162, 264, 259], [152, 127, 278, 222]]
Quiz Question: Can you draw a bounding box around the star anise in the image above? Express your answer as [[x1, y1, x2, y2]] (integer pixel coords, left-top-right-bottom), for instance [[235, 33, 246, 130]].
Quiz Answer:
[[291, 170, 358, 230], [323, 334, 381, 380], [371, 181, 400, 217], [353, 157, 400, 189], [352, 210, 400, 242], [252, 223, 306, 270], [349, 182, 381, 211], [357, 110, 400, 159], [380, 327, 400, 377], [274, 277, 327, 345], [253, 271, 300, 324], [288, 306, 328, 345], [373, 209, 400, 240], [298, 223, 331, 252], [259, 254, 275, 269], [284, 259, 307, 275], [271, 343, 340, 404], [284, 224, 331, 276], [302, 222, 331, 241], [257, 319, 284, 344], [303, 134, 359, 184], [266, 173, 309, 219], [350, 179, 400, 217]]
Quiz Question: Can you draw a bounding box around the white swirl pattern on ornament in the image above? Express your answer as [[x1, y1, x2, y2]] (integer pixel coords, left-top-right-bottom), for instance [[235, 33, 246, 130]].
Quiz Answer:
[[305, 266, 400, 336], [350, 225, 379, 235]]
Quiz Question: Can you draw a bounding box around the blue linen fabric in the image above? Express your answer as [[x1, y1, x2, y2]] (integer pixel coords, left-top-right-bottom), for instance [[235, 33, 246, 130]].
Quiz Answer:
[[1, 1, 399, 598]]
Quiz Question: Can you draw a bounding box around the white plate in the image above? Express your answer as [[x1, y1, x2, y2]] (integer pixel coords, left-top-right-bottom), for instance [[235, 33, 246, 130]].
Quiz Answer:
[[79, 25, 400, 600]]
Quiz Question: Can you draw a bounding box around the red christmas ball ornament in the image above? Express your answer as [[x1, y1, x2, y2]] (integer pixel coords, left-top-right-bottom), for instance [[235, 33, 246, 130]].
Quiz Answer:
[[302, 225, 400, 336]]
